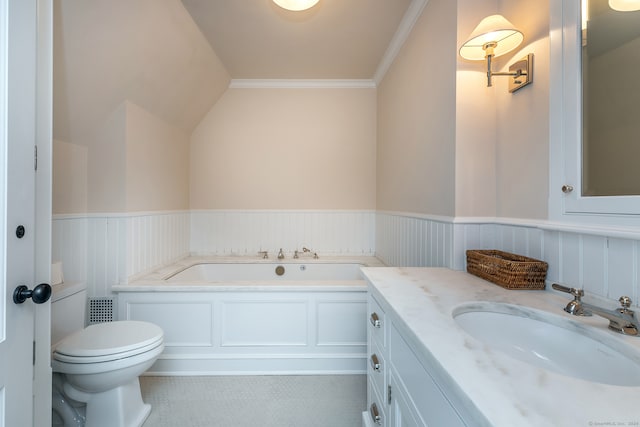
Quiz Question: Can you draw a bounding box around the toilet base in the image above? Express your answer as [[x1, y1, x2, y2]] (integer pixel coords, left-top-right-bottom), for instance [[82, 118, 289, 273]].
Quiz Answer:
[[62, 377, 151, 427]]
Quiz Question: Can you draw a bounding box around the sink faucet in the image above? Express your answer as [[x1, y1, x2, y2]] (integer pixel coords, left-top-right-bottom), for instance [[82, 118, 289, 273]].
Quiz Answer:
[[553, 283, 640, 336], [277, 248, 285, 259]]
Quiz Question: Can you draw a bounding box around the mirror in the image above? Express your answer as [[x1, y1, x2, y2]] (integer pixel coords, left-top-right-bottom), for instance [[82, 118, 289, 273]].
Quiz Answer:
[[582, 1, 640, 196]]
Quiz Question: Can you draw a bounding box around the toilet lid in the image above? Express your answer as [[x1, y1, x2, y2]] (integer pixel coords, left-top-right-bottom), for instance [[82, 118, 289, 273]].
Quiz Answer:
[[53, 320, 163, 360]]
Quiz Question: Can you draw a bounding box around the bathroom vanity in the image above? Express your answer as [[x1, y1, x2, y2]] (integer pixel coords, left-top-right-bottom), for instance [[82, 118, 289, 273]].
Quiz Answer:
[[362, 267, 640, 427]]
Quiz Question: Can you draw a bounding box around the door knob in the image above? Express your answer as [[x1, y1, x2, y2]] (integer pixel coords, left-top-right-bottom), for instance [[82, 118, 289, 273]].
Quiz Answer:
[[13, 283, 52, 304]]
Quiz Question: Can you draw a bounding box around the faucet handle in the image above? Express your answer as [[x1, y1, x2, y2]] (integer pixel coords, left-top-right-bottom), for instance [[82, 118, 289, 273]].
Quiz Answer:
[[620, 296, 633, 309], [552, 283, 591, 316], [552, 283, 584, 297]]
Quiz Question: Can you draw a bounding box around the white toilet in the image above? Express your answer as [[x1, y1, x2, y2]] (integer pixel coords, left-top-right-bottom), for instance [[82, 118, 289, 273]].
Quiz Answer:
[[51, 282, 164, 427]]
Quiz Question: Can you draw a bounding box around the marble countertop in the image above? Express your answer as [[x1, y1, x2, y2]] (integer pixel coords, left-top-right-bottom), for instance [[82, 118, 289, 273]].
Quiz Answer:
[[113, 255, 384, 293], [361, 267, 640, 427]]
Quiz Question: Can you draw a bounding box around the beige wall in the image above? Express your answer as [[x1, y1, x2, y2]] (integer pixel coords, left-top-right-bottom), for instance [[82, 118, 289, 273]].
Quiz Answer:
[[494, 0, 550, 219], [60, 101, 190, 213], [455, 0, 498, 218], [126, 102, 190, 212], [52, 139, 88, 214], [87, 103, 127, 213], [190, 87, 377, 210], [376, 0, 457, 216], [54, 0, 230, 143]]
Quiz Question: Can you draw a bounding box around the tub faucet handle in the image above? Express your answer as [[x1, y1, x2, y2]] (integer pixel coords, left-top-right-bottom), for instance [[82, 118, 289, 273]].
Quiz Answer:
[[258, 251, 268, 259]]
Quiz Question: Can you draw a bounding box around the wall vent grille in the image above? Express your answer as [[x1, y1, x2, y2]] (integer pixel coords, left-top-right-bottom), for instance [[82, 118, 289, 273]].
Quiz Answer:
[[88, 297, 114, 324]]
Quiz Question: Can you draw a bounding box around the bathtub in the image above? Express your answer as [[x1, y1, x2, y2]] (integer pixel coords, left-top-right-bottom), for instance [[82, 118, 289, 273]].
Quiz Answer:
[[166, 262, 365, 282], [113, 256, 384, 375]]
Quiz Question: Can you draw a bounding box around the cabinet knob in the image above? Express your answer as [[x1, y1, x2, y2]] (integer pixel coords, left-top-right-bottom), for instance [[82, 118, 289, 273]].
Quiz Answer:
[[562, 184, 574, 193], [370, 312, 381, 328], [370, 403, 382, 425], [370, 354, 381, 372]]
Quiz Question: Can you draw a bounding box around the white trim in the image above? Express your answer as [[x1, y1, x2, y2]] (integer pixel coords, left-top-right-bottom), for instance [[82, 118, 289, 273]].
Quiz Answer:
[[550, 0, 640, 222], [191, 208, 377, 214], [229, 79, 376, 89], [373, 0, 428, 84], [52, 209, 190, 220], [379, 211, 640, 241]]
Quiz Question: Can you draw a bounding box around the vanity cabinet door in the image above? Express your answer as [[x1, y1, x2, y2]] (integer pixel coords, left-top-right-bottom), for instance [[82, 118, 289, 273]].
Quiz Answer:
[[389, 370, 424, 427], [389, 324, 466, 427]]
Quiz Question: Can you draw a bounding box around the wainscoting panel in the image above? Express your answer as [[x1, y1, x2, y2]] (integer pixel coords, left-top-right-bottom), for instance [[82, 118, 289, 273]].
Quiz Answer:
[[126, 212, 190, 279], [375, 212, 453, 268], [376, 212, 640, 305], [190, 210, 375, 256], [53, 211, 190, 297], [52, 215, 87, 284]]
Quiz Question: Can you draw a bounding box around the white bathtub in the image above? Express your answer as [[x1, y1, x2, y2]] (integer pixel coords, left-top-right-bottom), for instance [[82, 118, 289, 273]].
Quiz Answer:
[[165, 262, 364, 282], [114, 256, 384, 375]]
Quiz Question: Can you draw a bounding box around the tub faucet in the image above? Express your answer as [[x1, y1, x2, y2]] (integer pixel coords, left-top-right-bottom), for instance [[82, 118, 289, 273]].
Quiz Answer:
[[553, 283, 640, 336], [258, 251, 268, 259], [302, 247, 319, 259], [278, 248, 285, 259]]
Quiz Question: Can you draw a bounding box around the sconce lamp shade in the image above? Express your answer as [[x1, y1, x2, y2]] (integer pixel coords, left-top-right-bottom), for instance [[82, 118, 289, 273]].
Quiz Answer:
[[459, 14, 524, 60], [273, 0, 320, 11], [609, 0, 640, 11]]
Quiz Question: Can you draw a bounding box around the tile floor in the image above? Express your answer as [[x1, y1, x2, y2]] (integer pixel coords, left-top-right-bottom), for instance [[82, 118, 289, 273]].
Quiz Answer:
[[140, 375, 366, 427]]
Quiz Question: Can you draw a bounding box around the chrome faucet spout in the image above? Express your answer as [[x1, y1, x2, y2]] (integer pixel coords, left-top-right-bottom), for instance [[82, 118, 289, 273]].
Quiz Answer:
[[278, 248, 285, 260]]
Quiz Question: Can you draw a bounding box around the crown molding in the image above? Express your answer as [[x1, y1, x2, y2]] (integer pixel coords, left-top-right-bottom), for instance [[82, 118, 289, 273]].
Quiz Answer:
[[229, 79, 376, 89], [373, 0, 428, 84]]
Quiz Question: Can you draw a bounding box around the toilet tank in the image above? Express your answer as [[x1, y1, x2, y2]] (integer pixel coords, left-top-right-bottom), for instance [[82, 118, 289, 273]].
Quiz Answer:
[[51, 282, 87, 348]]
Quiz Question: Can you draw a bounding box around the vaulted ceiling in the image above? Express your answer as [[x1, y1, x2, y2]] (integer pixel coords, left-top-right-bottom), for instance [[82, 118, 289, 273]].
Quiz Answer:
[[180, 0, 413, 79], [53, 0, 421, 142]]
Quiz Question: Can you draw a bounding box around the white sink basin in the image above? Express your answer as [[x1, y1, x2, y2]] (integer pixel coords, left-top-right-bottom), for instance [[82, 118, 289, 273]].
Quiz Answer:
[[453, 302, 640, 386]]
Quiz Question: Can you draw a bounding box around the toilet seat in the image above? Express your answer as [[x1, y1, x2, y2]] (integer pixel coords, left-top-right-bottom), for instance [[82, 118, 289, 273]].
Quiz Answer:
[[53, 320, 164, 364]]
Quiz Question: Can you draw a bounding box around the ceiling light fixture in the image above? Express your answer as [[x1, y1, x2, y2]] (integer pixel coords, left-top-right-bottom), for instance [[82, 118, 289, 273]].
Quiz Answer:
[[609, 0, 640, 11], [459, 14, 533, 93], [272, 0, 320, 12]]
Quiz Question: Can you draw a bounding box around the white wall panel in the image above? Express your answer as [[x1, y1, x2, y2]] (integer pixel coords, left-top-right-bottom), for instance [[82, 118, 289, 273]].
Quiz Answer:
[[220, 300, 308, 346], [376, 212, 640, 306], [53, 211, 189, 297], [190, 210, 375, 256]]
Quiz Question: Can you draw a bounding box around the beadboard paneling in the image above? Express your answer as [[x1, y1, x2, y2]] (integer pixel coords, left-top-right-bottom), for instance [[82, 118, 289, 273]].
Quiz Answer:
[[376, 212, 640, 305], [190, 211, 375, 256], [52, 211, 189, 297], [375, 213, 453, 268]]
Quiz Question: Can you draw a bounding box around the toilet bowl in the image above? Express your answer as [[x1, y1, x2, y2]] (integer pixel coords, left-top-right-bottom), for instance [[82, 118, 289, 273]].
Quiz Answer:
[[52, 320, 164, 427]]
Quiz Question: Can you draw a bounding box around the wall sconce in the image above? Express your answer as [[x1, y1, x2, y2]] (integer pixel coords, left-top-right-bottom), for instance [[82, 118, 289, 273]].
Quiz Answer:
[[459, 14, 533, 93], [609, 0, 640, 11]]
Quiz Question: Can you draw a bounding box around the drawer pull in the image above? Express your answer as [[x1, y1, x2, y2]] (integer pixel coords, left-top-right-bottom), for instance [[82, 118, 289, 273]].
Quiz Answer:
[[370, 354, 381, 372], [370, 403, 382, 425], [370, 312, 381, 328]]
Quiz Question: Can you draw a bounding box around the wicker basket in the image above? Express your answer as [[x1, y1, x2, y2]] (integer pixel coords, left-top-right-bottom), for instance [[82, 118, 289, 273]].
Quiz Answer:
[[466, 250, 548, 290]]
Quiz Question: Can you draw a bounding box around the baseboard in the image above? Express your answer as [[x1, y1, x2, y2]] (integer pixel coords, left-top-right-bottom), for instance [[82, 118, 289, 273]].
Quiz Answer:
[[145, 354, 367, 376]]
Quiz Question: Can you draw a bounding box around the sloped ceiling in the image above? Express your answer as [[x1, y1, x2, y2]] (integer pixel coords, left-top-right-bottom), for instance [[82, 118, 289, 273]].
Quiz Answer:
[[181, 0, 412, 79], [53, 0, 231, 142], [53, 0, 418, 141]]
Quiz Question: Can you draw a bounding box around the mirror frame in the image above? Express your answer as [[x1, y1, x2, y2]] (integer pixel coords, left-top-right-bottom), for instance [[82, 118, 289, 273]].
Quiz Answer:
[[549, 0, 640, 227]]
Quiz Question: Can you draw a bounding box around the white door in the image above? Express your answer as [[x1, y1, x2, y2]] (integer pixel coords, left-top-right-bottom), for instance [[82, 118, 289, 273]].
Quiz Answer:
[[0, 0, 51, 426]]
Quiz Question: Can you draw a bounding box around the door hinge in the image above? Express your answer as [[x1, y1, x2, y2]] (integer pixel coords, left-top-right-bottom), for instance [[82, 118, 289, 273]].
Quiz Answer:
[[34, 145, 37, 171], [387, 385, 392, 405], [33, 340, 36, 365]]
